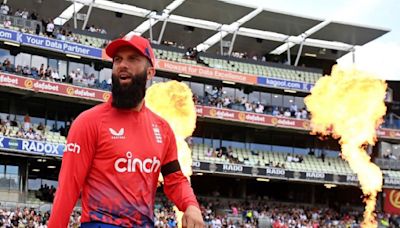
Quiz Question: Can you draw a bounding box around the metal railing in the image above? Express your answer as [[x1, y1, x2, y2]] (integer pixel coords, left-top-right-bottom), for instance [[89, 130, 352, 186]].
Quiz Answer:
[[0, 14, 42, 33], [375, 158, 400, 170]]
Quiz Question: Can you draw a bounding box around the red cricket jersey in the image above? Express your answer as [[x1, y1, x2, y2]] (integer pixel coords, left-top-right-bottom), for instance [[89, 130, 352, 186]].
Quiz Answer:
[[48, 99, 199, 227]]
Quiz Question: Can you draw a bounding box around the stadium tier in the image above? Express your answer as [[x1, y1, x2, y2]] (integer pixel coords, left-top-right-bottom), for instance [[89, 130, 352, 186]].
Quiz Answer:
[[0, 0, 399, 227]]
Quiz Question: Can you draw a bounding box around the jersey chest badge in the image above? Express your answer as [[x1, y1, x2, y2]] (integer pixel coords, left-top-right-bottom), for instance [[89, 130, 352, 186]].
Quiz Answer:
[[152, 124, 162, 144]]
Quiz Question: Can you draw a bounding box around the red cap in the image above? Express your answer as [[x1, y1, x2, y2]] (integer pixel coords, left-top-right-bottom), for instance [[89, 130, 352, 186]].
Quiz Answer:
[[105, 34, 156, 67]]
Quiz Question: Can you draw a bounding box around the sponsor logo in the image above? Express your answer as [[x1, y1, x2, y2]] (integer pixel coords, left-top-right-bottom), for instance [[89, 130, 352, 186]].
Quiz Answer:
[[0, 30, 14, 40], [66, 87, 74, 95], [209, 108, 217, 117], [74, 88, 95, 98], [251, 167, 259, 175], [195, 106, 203, 115], [306, 172, 325, 179], [109, 128, 125, 139], [266, 167, 285, 176], [64, 143, 81, 154], [192, 161, 201, 168], [22, 140, 59, 154], [238, 112, 246, 121], [103, 92, 111, 101], [346, 175, 358, 182], [33, 81, 59, 92], [222, 164, 243, 172], [152, 124, 162, 144], [0, 75, 18, 85], [209, 163, 217, 172], [333, 174, 339, 183], [114, 151, 161, 173], [276, 118, 296, 126], [245, 114, 265, 122], [389, 190, 400, 209], [385, 178, 400, 186], [24, 79, 33, 89], [213, 110, 235, 119], [66, 87, 96, 98], [8, 139, 18, 149]]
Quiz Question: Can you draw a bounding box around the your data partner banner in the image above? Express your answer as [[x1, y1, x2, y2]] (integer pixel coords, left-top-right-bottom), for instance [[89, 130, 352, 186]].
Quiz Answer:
[[0, 28, 102, 59], [0, 136, 64, 157]]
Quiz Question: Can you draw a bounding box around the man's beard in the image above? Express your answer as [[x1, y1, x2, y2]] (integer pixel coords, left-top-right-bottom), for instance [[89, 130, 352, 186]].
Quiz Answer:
[[111, 69, 147, 109]]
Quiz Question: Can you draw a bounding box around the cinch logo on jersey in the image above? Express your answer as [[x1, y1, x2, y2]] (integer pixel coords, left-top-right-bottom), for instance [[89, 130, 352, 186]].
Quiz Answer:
[[64, 143, 81, 154], [109, 128, 125, 139], [114, 151, 161, 174]]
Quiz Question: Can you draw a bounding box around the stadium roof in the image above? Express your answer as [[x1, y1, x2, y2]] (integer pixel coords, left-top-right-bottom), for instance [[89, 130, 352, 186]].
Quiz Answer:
[[10, 0, 389, 61]]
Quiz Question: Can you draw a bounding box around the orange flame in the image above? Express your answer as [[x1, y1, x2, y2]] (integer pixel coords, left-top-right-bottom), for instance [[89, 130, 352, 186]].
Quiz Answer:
[[145, 80, 197, 227], [305, 66, 387, 228]]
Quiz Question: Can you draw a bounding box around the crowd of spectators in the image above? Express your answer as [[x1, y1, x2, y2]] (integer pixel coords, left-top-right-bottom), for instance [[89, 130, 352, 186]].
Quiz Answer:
[[86, 24, 107, 34], [1, 3, 37, 21], [203, 146, 286, 169], [197, 197, 400, 228], [0, 207, 50, 228], [1, 196, 398, 228], [286, 154, 304, 163], [1, 59, 111, 90], [0, 114, 47, 141], [35, 184, 56, 203], [0, 113, 73, 141], [194, 87, 309, 119], [0, 2, 109, 48]]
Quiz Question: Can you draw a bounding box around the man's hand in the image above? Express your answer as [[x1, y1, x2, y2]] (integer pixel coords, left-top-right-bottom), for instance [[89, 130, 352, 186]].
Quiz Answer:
[[182, 205, 204, 228]]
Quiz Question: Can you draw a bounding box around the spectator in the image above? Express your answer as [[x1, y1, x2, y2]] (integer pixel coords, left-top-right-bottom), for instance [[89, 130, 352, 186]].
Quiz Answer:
[[10, 115, 18, 127], [35, 23, 41, 35], [243, 102, 251, 112], [30, 11, 38, 20], [25, 127, 35, 140], [31, 66, 39, 78], [23, 114, 31, 132], [2, 58, 11, 70], [88, 25, 96, 32], [223, 97, 231, 108], [3, 16, 11, 28], [301, 108, 308, 119], [14, 8, 22, 17], [22, 65, 31, 75], [295, 110, 302, 119], [15, 65, 22, 74], [0, 2, 10, 15], [45, 19, 55, 37], [21, 8, 29, 19], [51, 69, 61, 81], [37, 122, 45, 131], [44, 66, 52, 80], [272, 107, 280, 116], [255, 102, 264, 114], [290, 103, 298, 116], [283, 109, 291, 117], [39, 64, 45, 78], [50, 123, 58, 132]]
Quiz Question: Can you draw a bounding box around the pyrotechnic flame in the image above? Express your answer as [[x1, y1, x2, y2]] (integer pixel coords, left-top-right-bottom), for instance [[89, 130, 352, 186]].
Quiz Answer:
[[305, 66, 387, 228], [145, 80, 197, 227]]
